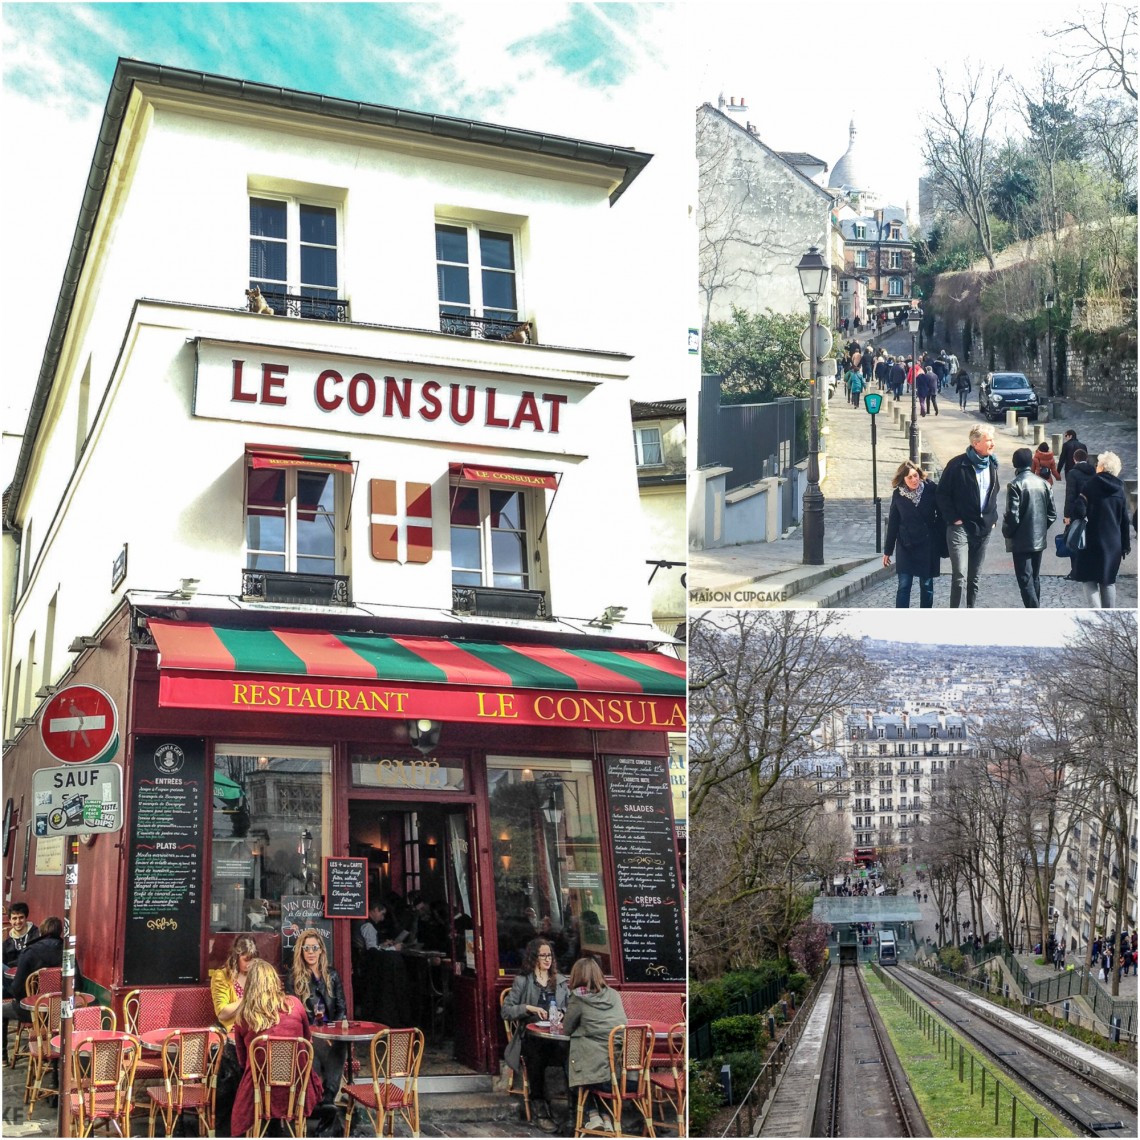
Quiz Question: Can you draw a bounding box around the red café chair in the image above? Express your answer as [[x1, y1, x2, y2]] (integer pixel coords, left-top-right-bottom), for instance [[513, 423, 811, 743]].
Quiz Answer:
[[248, 1033, 314, 1138], [122, 988, 175, 1085], [67, 1030, 140, 1138], [574, 1023, 656, 1139], [145, 1027, 224, 1137], [24, 990, 96, 1114], [498, 988, 531, 1121], [343, 1027, 424, 1137], [649, 1022, 686, 1134]]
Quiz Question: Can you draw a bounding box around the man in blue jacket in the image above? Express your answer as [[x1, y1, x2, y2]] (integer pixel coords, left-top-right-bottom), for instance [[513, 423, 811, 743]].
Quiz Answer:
[[936, 425, 1001, 607]]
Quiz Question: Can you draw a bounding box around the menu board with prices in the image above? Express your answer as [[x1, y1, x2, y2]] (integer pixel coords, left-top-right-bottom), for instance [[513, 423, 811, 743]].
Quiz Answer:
[[324, 857, 368, 918], [123, 737, 206, 984], [605, 756, 685, 983]]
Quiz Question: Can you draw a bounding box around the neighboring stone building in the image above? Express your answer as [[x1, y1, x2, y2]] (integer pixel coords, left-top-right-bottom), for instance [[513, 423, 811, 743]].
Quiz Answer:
[[697, 101, 837, 327], [838, 206, 917, 322]]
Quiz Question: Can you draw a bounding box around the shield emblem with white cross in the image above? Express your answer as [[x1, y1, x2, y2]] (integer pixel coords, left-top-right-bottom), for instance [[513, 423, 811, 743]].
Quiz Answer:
[[370, 479, 433, 563]]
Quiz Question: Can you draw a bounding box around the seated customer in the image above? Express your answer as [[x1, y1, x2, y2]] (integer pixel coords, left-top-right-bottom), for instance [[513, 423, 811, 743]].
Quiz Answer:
[[210, 935, 259, 1138], [287, 929, 347, 1104], [2, 915, 66, 1061], [502, 937, 568, 1132], [565, 956, 627, 1134], [3, 903, 40, 997], [231, 959, 323, 1136]]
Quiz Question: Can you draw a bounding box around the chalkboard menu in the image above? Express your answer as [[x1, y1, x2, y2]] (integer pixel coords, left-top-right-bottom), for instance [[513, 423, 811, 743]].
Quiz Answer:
[[324, 857, 368, 918], [281, 895, 334, 971], [605, 756, 685, 984], [123, 736, 206, 984]]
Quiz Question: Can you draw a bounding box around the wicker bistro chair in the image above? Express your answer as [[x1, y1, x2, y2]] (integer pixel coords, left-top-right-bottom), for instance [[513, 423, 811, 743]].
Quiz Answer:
[[498, 988, 531, 1121], [145, 1027, 224, 1137], [649, 1023, 686, 1134], [248, 1033, 314, 1138], [574, 1023, 656, 1139], [343, 1027, 424, 1138], [67, 1031, 141, 1138], [8, 966, 65, 1069], [24, 990, 97, 1114]]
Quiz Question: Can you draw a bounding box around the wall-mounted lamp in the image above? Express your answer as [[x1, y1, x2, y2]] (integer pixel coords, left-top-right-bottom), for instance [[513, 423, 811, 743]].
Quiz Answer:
[[257, 755, 270, 770], [407, 718, 441, 755], [589, 605, 628, 629], [375, 847, 390, 866], [68, 635, 101, 652], [423, 841, 440, 869], [497, 832, 513, 872]]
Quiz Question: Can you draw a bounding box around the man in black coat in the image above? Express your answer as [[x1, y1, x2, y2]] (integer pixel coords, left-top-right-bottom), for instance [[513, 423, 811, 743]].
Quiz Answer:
[[889, 358, 906, 398], [1002, 447, 1057, 607], [936, 425, 1000, 607], [3, 903, 39, 998], [1058, 430, 1086, 478], [1062, 448, 1097, 578], [2, 916, 64, 1060]]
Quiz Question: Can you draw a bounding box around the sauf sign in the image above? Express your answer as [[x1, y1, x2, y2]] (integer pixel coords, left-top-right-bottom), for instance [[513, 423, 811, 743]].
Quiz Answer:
[[193, 339, 592, 451]]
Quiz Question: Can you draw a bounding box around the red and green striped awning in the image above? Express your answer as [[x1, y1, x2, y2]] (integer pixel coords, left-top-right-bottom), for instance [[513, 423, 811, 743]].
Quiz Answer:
[[150, 621, 686, 732]]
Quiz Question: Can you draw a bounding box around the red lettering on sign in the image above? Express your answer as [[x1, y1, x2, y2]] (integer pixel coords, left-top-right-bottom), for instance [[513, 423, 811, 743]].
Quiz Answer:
[[349, 373, 376, 415], [543, 393, 567, 433], [261, 364, 288, 406], [450, 384, 476, 425], [316, 369, 343, 411], [232, 359, 256, 403], [419, 381, 442, 421], [384, 377, 411, 418], [512, 391, 544, 432], [485, 388, 510, 428]]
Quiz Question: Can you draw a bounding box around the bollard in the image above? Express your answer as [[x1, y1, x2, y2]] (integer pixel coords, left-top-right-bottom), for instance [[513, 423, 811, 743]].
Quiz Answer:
[[719, 1063, 733, 1105], [1016, 415, 1027, 437], [1006, 409, 1018, 429], [768, 1014, 777, 1041], [1063, 1000, 1070, 1022], [1051, 432, 1063, 455], [780, 1000, 788, 1021], [1033, 423, 1046, 445], [1004, 983, 1009, 1000], [1111, 1015, 1121, 1044]]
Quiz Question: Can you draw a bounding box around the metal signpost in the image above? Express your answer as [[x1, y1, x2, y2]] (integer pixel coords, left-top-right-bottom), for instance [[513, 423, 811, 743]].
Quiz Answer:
[[32, 684, 123, 1137], [863, 391, 884, 552]]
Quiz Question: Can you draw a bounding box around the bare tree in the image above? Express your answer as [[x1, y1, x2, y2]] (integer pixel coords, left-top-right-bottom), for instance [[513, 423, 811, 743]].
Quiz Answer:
[[688, 611, 883, 976], [1046, 2, 1137, 101], [922, 64, 1007, 269]]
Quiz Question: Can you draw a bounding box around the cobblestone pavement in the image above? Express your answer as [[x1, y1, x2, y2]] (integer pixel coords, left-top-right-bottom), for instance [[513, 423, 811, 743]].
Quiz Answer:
[[821, 328, 1137, 608]]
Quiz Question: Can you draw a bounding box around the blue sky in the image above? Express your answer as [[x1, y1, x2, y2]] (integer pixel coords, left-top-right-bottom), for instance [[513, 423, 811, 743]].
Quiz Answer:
[[0, 2, 688, 429]]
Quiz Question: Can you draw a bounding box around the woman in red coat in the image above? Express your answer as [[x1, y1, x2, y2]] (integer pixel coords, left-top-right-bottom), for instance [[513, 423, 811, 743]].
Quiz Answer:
[[231, 958, 323, 1135]]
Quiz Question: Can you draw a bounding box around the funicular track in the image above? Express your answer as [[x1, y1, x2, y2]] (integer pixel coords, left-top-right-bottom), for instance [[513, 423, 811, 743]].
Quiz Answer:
[[891, 963, 1136, 1137], [816, 964, 925, 1137]]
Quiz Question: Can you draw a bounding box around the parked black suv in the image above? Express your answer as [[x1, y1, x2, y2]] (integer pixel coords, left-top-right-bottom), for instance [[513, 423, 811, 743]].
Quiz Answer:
[[979, 372, 1039, 421]]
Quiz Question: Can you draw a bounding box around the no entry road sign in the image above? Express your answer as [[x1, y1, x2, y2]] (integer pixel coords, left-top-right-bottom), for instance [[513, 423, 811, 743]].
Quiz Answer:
[[39, 684, 119, 765]]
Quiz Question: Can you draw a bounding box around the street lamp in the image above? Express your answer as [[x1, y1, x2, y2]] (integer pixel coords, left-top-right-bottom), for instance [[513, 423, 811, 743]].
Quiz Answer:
[[1044, 291, 1055, 399], [797, 246, 829, 565], [907, 306, 923, 463], [863, 392, 883, 551]]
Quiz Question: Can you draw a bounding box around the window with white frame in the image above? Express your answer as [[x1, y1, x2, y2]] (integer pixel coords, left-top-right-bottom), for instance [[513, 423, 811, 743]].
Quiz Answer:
[[855, 250, 868, 268], [436, 222, 519, 329], [889, 250, 903, 269], [854, 225, 866, 239], [632, 426, 663, 467], [450, 485, 534, 590], [246, 463, 343, 575], [249, 197, 339, 316], [888, 277, 904, 296]]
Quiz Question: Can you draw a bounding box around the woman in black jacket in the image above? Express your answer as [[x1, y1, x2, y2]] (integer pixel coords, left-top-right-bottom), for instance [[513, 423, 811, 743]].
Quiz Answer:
[[287, 929, 347, 1106], [1072, 451, 1132, 608], [883, 460, 942, 608]]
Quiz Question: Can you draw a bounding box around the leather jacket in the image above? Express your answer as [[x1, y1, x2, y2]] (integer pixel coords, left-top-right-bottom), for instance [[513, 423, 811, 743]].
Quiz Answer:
[[1002, 469, 1056, 553]]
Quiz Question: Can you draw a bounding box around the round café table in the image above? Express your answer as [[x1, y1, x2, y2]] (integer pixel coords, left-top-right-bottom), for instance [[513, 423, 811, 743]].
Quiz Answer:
[[310, 1019, 386, 1095]]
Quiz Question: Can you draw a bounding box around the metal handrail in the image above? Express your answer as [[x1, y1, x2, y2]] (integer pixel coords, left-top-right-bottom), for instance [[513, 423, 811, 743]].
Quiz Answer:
[[718, 962, 831, 1138]]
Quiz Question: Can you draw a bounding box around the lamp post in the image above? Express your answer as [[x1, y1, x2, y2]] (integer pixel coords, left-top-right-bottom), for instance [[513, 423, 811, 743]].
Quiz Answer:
[[907, 306, 923, 463], [798, 246, 829, 565], [1045, 291, 1055, 399]]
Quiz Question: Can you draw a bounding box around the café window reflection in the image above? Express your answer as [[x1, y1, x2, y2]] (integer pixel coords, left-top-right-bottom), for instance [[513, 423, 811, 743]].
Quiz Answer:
[[210, 745, 332, 944], [488, 757, 611, 975]]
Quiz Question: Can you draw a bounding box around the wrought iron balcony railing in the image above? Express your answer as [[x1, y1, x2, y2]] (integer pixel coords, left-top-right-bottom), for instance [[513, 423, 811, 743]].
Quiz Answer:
[[439, 311, 533, 342], [451, 585, 547, 621], [242, 569, 352, 606], [256, 291, 349, 322]]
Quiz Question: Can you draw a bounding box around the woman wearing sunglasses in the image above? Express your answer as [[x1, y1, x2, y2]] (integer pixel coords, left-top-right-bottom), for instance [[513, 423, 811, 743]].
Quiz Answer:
[[288, 929, 347, 1105]]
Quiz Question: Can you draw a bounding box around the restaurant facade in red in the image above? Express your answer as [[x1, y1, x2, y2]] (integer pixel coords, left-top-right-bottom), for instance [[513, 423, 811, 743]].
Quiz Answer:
[[2, 60, 688, 1079]]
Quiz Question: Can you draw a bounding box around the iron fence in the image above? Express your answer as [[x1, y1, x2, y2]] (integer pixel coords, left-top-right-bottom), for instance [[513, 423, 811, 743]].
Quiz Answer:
[[688, 973, 789, 1062]]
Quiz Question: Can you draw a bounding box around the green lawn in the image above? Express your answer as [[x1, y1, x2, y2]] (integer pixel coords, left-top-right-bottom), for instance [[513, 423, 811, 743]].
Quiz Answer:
[[862, 967, 1075, 1138]]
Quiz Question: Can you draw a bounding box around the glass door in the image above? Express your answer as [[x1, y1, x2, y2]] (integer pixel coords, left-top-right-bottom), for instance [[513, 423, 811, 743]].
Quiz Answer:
[[447, 807, 486, 1070]]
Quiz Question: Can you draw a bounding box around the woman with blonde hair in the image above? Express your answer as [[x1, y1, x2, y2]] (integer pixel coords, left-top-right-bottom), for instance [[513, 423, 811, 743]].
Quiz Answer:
[[1072, 450, 1132, 608], [565, 957, 627, 1133], [287, 929, 347, 1104], [231, 958, 323, 1136], [210, 935, 258, 1136]]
